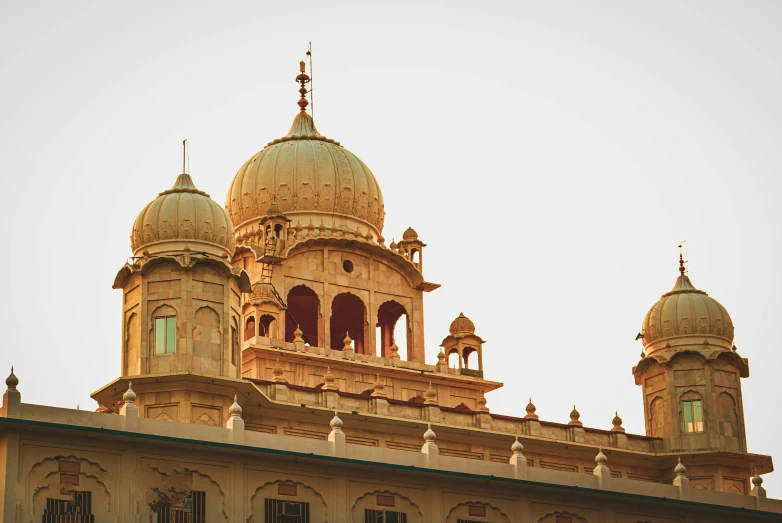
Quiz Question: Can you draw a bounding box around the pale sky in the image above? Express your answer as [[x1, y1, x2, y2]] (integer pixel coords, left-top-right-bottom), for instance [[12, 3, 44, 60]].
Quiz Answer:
[[1, 1, 780, 491]]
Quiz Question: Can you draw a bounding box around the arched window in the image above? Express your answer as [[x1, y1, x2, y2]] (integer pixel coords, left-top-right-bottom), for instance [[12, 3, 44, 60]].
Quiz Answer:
[[376, 301, 408, 358], [411, 249, 419, 264], [285, 285, 320, 345], [231, 318, 239, 366], [259, 314, 276, 338], [274, 223, 283, 238], [463, 347, 477, 369], [680, 391, 704, 433], [447, 348, 460, 369], [244, 316, 256, 341], [153, 305, 177, 355], [330, 293, 367, 353]]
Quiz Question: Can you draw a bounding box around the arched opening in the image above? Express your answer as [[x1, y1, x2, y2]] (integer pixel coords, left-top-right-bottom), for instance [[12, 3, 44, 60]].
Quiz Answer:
[[285, 285, 319, 345], [244, 316, 255, 341], [411, 248, 420, 264], [463, 347, 477, 369], [274, 223, 283, 238], [259, 314, 276, 338], [231, 318, 239, 366], [377, 301, 408, 358], [447, 349, 460, 369], [330, 292, 367, 353]]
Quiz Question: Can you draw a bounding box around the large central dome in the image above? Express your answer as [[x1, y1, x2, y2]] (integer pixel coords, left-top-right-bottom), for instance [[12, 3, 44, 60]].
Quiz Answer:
[[225, 111, 385, 239]]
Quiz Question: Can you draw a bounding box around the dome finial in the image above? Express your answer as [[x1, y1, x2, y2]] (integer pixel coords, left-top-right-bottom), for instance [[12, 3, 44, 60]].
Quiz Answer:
[[296, 61, 311, 113], [679, 252, 686, 275], [182, 138, 188, 174]]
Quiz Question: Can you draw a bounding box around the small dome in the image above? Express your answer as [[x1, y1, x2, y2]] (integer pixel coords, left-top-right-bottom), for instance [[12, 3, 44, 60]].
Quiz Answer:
[[226, 111, 385, 238], [131, 173, 235, 258], [402, 227, 418, 241], [641, 271, 734, 348], [449, 312, 476, 335]]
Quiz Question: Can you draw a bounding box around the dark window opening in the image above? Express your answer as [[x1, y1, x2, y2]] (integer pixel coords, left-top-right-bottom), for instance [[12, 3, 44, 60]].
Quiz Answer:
[[343, 259, 354, 273], [330, 293, 366, 353], [245, 316, 256, 341], [274, 224, 283, 238], [152, 490, 205, 523], [231, 323, 238, 365], [259, 314, 276, 338], [43, 491, 94, 522], [285, 285, 320, 345], [265, 498, 310, 522], [365, 509, 407, 523]]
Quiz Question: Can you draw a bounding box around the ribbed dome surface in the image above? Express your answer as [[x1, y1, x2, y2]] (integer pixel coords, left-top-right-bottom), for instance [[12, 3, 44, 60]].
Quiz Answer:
[[225, 112, 385, 234], [131, 173, 236, 257], [641, 273, 734, 346], [449, 313, 476, 335]]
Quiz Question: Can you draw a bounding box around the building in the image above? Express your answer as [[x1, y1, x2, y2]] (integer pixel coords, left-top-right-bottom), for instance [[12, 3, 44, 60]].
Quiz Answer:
[[0, 62, 780, 522]]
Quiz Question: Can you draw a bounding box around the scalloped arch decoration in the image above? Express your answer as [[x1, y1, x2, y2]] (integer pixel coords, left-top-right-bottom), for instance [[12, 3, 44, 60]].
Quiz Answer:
[[247, 480, 327, 523], [445, 500, 511, 522]]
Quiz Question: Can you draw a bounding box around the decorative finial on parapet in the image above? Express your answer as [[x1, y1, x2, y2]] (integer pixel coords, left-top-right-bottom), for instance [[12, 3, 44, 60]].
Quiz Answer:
[[389, 343, 400, 359], [5, 366, 18, 389], [595, 448, 608, 466], [330, 410, 343, 430], [423, 423, 436, 443], [436, 348, 446, 367], [569, 405, 582, 426], [296, 61, 311, 113], [322, 366, 337, 390], [612, 411, 625, 432], [424, 382, 439, 405], [752, 469, 765, 492], [674, 457, 687, 478], [371, 373, 386, 397], [292, 324, 305, 343], [343, 332, 353, 352], [122, 382, 136, 404], [477, 391, 489, 412], [271, 358, 286, 383], [511, 436, 524, 455], [525, 398, 539, 420], [229, 395, 243, 417]]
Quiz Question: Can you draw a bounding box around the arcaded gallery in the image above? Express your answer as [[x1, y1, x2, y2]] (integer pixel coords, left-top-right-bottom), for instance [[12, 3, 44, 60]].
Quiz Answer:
[[0, 63, 780, 522]]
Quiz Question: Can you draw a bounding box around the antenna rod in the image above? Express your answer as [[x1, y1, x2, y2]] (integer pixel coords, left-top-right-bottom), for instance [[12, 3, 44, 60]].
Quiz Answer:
[[182, 139, 188, 174], [307, 42, 314, 121]]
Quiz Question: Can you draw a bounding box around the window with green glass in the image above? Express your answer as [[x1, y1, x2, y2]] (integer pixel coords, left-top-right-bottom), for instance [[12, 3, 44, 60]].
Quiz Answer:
[[155, 317, 176, 354], [682, 399, 704, 433]]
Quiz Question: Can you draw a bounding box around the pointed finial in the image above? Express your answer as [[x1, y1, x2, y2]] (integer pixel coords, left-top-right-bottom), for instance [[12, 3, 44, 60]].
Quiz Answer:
[[229, 394, 243, 417], [569, 405, 582, 426], [123, 381, 136, 404], [424, 382, 439, 405], [389, 343, 400, 359], [182, 138, 188, 174], [511, 436, 524, 454], [343, 332, 353, 352], [330, 410, 343, 430], [595, 448, 608, 466], [674, 457, 687, 477], [371, 373, 386, 397], [423, 423, 436, 442], [296, 61, 311, 113], [292, 324, 304, 343], [679, 252, 686, 275], [752, 470, 764, 489], [612, 411, 625, 433], [322, 366, 337, 390], [271, 358, 286, 383], [6, 366, 18, 389], [525, 397, 538, 419]]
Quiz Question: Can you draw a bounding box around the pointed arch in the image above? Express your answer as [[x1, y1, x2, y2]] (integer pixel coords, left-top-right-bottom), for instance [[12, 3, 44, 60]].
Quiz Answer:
[[285, 285, 320, 345], [330, 292, 367, 353]]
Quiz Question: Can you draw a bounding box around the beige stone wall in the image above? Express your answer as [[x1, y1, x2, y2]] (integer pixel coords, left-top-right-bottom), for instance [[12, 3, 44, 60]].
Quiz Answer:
[[2, 417, 779, 523]]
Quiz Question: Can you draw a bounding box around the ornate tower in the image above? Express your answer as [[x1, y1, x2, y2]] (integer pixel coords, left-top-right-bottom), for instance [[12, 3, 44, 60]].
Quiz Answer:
[[633, 256, 748, 453], [113, 171, 251, 382]]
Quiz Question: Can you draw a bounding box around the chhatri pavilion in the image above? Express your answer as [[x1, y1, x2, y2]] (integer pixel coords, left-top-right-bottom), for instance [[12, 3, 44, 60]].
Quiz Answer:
[[0, 62, 779, 522]]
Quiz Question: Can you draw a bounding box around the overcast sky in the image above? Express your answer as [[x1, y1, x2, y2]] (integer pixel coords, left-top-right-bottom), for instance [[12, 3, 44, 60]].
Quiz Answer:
[[1, 0, 780, 491]]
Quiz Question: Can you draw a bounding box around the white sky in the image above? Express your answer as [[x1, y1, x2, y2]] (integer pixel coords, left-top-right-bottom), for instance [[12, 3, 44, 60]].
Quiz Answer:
[[1, 0, 780, 491]]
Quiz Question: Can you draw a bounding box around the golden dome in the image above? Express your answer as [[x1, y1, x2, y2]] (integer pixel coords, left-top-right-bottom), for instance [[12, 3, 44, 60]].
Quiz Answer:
[[225, 111, 385, 239], [131, 173, 236, 258], [641, 271, 734, 349], [449, 313, 476, 335], [402, 227, 418, 241]]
